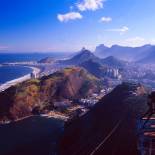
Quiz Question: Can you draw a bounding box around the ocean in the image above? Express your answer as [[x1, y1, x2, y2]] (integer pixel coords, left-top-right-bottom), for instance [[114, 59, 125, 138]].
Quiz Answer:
[[0, 52, 69, 63], [0, 52, 68, 84], [0, 66, 32, 84]]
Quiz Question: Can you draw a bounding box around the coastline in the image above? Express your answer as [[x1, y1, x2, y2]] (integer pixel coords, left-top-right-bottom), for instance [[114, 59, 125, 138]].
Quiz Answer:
[[0, 66, 41, 92]]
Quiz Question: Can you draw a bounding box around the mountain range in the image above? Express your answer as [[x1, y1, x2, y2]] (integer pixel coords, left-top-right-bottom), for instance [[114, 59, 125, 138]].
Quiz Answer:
[[0, 49, 132, 122], [57, 49, 126, 80], [60, 48, 126, 68], [95, 44, 155, 63], [1, 45, 155, 155], [101, 56, 127, 68], [59, 48, 101, 65]]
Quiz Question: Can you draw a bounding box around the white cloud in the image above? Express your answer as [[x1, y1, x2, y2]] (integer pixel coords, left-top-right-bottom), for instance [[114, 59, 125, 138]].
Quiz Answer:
[[124, 37, 155, 46], [150, 39, 155, 44], [57, 12, 83, 22], [118, 37, 147, 47], [125, 37, 145, 44], [119, 37, 145, 46], [107, 26, 129, 34], [100, 16, 112, 23], [77, 0, 106, 11]]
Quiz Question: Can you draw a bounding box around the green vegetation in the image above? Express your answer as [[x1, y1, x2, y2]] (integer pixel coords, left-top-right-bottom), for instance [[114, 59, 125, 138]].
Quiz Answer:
[[0, 66, 101, 121]]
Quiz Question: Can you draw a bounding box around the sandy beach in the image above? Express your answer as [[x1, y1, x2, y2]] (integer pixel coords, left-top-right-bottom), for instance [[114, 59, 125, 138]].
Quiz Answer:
[[0, 66, 41, 92]]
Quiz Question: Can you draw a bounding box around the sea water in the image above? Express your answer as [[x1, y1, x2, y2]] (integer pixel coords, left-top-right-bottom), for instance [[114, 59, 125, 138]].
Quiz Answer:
[[0, 52, 70, 84], [0, 66, 32, 84]]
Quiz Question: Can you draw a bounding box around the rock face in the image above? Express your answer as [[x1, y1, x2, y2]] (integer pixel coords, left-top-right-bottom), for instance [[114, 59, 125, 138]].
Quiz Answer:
[[60, 82, 148, 155], [0, 67, 101, 121]]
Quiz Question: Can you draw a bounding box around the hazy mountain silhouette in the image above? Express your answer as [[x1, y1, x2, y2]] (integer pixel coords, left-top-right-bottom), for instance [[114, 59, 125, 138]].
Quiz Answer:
[[138, 46, 155, 64], [80, 60, 108, 78], [95, 44, 154, 61], [101, 56, 127, 68]]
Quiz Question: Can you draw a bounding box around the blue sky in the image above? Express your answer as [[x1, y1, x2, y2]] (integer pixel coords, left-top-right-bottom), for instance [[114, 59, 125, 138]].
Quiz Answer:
[[0, 0, 155, 52]]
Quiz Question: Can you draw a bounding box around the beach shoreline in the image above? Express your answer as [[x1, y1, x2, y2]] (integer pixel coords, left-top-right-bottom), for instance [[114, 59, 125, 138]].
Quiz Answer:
[[0, 66, 41, 92]]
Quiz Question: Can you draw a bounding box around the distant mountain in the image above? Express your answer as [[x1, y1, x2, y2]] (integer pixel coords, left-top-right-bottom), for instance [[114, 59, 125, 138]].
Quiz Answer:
[[80, 59, 122, 79], [60, 48, 101, 65], [95, 44, 154, 61], [60, 48, 127, 68], [101, 56, 127, 68], [80, 60, 108, 78], [138, 46, 155, 64], [38, 57, 55, 63], [0, 67, 101, 122]]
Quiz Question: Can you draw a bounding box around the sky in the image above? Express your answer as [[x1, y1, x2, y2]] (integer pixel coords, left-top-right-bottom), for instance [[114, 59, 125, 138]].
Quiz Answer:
[[0, 0, 155, 52]]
